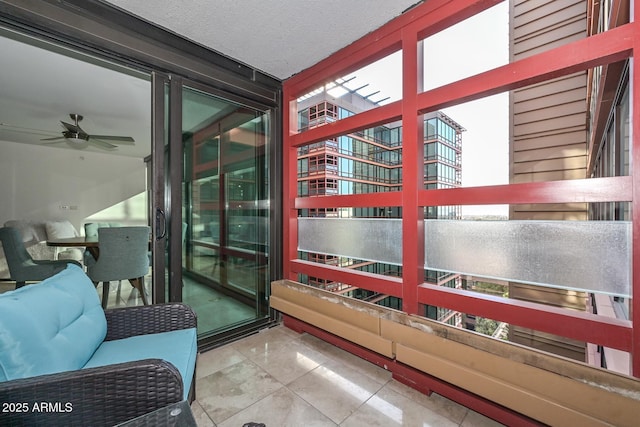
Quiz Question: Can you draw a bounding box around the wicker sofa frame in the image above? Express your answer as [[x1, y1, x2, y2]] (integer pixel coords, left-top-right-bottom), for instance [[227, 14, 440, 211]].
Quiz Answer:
[[0, 303, 197, 426]]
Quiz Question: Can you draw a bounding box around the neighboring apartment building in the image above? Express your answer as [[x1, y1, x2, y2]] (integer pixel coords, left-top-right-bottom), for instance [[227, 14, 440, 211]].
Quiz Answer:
[[585, 0, 631, 374], [509, 0, 590, 362], [509, 0, 630, 373], [297, 87, 465, 325]]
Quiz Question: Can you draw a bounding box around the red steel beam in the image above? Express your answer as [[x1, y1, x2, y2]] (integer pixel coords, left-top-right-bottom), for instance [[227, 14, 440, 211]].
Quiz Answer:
[[418, 284, 632, 352], [631, 1, 640, 377], [419, 176, 633, 206], [287, 1, 504, 149], [283, 90, 298, 281], [414, 0, 503, 41], [399, 28, 424, 316], [290, 259, 403, 297], [289, 101, 402, 148], [295, 191, 402, 209], [417, 23, 634, 114], [286, 0, 501, 98]]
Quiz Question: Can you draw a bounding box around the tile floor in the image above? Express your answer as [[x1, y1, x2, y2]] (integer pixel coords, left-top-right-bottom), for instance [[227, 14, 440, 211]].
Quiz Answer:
[[98, 274, 257, 335], [190, 325, 505, 427], [182, 275, 257, 334]]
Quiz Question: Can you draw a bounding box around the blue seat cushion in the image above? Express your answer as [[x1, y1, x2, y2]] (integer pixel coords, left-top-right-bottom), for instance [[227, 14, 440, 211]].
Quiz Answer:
[[83, 328, 197, 400], [0, 264, 106, 381]]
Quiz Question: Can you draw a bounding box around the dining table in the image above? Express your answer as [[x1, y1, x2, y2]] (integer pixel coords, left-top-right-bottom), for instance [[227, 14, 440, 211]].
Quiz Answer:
[[47, 235, 153, 261], [46, 236, 100, 260]]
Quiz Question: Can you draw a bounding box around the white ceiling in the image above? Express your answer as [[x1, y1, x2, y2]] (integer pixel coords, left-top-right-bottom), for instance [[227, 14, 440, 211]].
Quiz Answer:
[[0, 1, 421, 157], [105, 0, 422, 80]]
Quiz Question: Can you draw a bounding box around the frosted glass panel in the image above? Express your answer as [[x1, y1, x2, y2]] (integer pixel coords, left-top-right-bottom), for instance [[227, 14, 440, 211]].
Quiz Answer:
[[298, 218, 402, 265], [298, 218, 630, 297], [424, 220, 631, 297]]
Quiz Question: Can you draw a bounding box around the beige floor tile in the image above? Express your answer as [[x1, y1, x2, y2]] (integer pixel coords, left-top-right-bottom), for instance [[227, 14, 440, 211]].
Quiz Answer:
[[461, 410, 506, 427], [341, 385, 459, 427], [196, 359, 283, 424], [0, 282, 15, 293], [299, 333, 393, 385], [287, 360, 385, 424], [271, 323, 306, 339], [249, 336, 331, 385], [385, 380, 469, 424], [197, 344, 247, 379], [232, 325, 303, 358], [218, 387, 336, 427], [190, 400, 216, 427]]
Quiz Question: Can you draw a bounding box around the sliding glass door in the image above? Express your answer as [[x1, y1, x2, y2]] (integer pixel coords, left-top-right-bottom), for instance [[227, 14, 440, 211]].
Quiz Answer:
[[153, 75, 273, 345], [0, 0, 281, 350]]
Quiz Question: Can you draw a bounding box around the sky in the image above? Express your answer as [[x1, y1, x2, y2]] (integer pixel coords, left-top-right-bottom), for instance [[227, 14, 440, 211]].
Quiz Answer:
[[343, 3, 509, 216]]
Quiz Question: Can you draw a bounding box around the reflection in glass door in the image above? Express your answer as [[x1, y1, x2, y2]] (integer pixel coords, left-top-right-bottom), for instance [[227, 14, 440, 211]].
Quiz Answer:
[[180, 84, 271, 340]]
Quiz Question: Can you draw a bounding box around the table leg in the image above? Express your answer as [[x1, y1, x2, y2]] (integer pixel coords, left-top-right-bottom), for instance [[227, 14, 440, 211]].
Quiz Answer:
[[128, 276, 149, 305], [87, 246, 100, 260]]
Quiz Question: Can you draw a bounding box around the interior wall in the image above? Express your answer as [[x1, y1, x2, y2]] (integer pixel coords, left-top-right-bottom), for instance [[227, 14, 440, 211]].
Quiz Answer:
[[0, 139, 146, 231]]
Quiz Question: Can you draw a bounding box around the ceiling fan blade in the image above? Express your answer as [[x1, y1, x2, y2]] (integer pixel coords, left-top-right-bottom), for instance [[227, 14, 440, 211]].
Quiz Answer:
[[89, 135, 135, 145], [0, 122, 59, 137], [60, 120, 82, 133], [41, 136, 66, 141], [90, 139, 118, 150]]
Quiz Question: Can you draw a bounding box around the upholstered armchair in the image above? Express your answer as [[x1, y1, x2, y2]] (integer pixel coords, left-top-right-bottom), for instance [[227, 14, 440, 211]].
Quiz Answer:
[[0, 226, 81, 288], [0, 265, 197, 426]]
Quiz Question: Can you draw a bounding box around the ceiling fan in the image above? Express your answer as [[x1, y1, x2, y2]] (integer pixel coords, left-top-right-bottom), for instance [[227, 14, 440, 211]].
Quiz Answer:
[[40, 113, 135, 151]]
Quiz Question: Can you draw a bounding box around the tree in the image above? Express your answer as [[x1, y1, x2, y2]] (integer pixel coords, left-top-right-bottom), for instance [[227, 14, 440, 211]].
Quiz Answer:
[[474, 316, 499, 336]]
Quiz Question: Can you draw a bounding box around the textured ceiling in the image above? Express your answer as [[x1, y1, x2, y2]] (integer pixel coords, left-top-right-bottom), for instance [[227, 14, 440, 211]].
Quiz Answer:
[[104, 0, 422, 80]]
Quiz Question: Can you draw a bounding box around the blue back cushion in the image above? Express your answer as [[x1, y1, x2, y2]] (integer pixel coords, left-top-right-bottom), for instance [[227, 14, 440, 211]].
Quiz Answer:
[[0, 264, 106, 381]]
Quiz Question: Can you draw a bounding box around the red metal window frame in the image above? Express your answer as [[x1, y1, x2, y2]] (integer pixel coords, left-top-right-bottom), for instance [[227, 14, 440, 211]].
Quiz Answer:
[[282, 0, 640, 376]]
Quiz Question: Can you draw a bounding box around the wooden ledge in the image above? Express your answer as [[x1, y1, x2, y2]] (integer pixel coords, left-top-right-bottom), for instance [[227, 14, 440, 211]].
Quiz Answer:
[[271, 279, 640, 426]]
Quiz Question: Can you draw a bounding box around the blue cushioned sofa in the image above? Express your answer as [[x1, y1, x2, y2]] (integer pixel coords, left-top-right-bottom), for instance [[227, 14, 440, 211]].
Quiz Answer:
[[0, 264, 198, 426]]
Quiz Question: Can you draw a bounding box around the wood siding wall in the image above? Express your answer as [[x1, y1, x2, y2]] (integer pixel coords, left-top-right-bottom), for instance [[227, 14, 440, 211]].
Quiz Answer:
[[510, 0, 589, 219], [509, 0, 589, 361]]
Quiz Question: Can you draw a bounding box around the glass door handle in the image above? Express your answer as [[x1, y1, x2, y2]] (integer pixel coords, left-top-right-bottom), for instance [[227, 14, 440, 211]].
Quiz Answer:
[[155, 208, 167, 240]]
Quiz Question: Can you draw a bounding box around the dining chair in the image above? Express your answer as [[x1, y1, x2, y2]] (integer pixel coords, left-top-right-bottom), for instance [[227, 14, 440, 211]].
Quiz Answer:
[[82, 222, 122, 265], [85, 226, 150, 308], [0, 226, 82, 288]]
